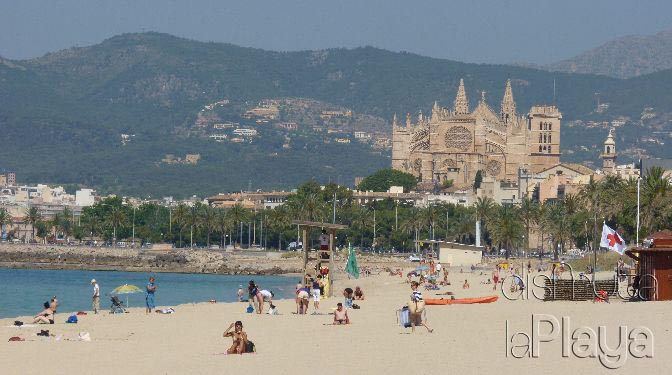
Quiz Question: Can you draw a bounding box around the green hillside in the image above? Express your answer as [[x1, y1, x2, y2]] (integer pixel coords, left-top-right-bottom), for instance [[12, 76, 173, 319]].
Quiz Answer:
[[1, 33, 671, 197]]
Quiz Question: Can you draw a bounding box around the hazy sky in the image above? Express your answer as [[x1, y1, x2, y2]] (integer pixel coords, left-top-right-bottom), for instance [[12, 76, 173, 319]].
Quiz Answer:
[[1, 0, 671, 63]]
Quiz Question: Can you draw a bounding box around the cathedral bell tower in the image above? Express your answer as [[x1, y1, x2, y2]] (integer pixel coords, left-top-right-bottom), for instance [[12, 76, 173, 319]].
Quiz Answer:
[[601, 128, 617, 173], [500, 79, 516, 124]]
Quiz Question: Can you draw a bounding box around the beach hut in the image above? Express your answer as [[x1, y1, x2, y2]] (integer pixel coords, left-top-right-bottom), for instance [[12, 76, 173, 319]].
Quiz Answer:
[[437, 242, 484, 267], [626, 230, 672, 301]]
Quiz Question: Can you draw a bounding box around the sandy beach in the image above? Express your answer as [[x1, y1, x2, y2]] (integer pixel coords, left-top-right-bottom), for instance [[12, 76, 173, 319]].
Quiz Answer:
[[1, 266, 668, 375]]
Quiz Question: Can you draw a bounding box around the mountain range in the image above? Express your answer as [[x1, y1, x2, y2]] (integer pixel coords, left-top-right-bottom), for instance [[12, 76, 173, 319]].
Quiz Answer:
[[1, 32, 672, 197], [543, 28, 672, 79]]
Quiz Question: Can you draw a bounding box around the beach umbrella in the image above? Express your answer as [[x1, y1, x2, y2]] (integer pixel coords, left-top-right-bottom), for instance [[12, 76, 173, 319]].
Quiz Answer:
[[111, 284, 143, 307], [345, 243, 360, 279], [415, 265, 429, 272]]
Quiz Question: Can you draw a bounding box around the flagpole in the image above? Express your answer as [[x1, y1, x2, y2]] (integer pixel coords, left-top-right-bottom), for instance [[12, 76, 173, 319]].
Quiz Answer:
[[592, 213, 597, 282], [636, 177, 641, 246]]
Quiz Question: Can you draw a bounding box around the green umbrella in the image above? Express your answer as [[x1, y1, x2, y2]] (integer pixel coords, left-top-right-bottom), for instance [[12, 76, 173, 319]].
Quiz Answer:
[[346, 243, 360, 279]]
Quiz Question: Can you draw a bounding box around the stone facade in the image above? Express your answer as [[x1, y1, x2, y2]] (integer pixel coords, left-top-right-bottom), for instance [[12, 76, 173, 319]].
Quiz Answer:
[[392, 79, 561, 188]]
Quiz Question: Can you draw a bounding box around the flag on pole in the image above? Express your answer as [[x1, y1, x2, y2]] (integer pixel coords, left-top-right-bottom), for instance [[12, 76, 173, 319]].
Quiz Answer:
[[345, 243, 360, 279], [600, 224, 627, 255]]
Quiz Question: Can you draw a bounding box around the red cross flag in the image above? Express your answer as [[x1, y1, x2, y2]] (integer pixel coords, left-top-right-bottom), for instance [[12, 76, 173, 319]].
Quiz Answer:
[[600, 224, 627, 255]]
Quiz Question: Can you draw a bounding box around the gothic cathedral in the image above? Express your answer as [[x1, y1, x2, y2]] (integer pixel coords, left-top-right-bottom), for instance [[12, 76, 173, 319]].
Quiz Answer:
[[392, 79, 562, 188]]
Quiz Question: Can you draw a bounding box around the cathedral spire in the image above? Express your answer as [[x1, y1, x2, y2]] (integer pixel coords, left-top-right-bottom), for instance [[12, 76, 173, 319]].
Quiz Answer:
[[500, 79, 516, 124], [406, 113, 412, 127], [453, 78, 469, 115], [431, 101, 440, 120], [392, 113, 398, 127], [418, 110, 423, 122]]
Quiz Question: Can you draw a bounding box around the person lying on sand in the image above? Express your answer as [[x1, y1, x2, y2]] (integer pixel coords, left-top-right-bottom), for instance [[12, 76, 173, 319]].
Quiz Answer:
[[333, 303, 350, 325], [32, 307, 54, 324], [223, 321, 250, 354]]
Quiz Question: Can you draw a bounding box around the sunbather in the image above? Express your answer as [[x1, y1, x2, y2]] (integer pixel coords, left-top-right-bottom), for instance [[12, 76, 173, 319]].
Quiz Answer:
[[32, 307, 54, 324], [354, 286, 365, 300], [333, 303, 350, 325], [223, 321, 250, 354]]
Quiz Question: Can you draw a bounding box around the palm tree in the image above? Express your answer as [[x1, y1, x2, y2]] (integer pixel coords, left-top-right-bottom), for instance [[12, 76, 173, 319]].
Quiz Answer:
[[215, 209, 233, 248], [400, 207, 425, 252], [473, 196, 496, 246], [82, 210, 101, 241], [172, 204, 188, 247], [266, 206, 290, 250], [580, 176, 603, 252], [423, 205, 440, 240], [641, 167, 671, 234], [186, 204, 204, 249], [0, 208, 11, 239], [350, 205, 373, 248], [518, 197, 539, 254], [200, 205, 218, 247], [25, 207, 42, 242], [490, 205, 524, 258], [106, 207, 127, 245], [228, 204, 250, 249], [541, 200, 572, 260], [296, 192, 327, 222]]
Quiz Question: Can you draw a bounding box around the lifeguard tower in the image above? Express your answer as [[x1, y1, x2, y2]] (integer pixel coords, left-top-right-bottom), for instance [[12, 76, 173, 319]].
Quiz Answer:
[[291, 220, 348, 297]]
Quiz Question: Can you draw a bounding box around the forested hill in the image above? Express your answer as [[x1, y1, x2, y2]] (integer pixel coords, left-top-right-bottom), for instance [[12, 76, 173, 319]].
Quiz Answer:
[[1, 33, 671, 197]]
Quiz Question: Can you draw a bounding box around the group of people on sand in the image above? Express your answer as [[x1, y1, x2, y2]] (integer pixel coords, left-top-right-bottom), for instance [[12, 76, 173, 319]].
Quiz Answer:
[[247, 280, 275, 314]]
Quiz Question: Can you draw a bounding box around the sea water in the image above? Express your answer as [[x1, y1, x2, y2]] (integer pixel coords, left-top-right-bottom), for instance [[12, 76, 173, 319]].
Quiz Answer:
[[0, 268, 300, 318]]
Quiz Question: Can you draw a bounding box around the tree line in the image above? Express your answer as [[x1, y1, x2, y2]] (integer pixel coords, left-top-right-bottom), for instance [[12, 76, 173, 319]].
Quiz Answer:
[[2, 167, 670, 258]]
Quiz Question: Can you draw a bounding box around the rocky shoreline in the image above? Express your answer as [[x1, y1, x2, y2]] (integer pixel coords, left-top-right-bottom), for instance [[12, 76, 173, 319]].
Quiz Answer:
[[0, 244, 303, 275]]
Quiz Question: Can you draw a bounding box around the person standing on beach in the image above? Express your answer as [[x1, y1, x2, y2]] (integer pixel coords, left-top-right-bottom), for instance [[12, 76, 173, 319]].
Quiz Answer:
[[311, 277, 321, 312], [146, 277, 157, 314], [409, 281, 433, 333], [91, 279, 100, 314]]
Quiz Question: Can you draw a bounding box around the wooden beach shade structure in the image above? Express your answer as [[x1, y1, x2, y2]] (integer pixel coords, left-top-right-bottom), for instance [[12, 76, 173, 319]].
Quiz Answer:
[[626, 230, 672, 301], [291, 220, 348, 297]]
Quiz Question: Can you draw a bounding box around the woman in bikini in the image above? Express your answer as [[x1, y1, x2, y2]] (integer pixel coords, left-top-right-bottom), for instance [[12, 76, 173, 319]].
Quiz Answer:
[[32, 306, 55, 324], [223, 321, 249, 354]]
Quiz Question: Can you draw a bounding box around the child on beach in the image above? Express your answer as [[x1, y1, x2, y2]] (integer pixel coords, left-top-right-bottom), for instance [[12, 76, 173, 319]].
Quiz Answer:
[[312, 277, 321, 311], [462, 279, 470, 289], [333, 303, 350, 325], [237, 285, 244, 302]]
